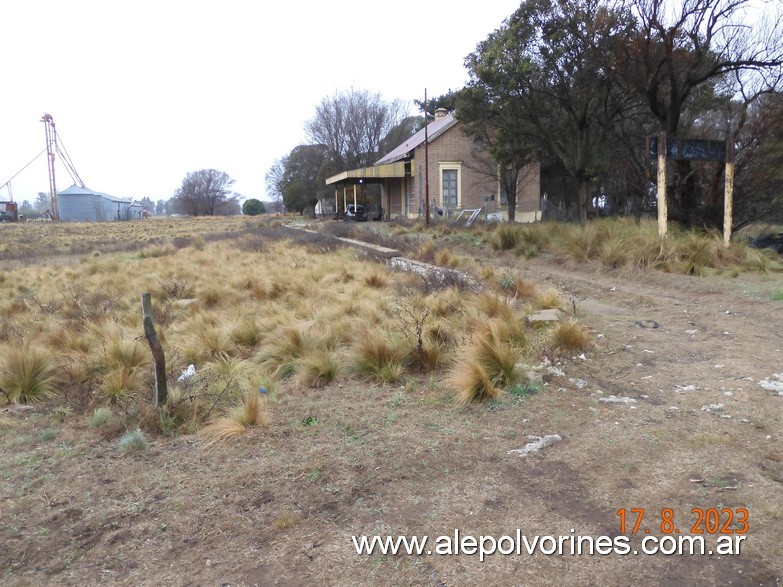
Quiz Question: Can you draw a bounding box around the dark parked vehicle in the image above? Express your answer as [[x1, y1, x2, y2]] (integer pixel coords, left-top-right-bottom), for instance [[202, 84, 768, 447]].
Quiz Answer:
[[345, 204, 368, 221]]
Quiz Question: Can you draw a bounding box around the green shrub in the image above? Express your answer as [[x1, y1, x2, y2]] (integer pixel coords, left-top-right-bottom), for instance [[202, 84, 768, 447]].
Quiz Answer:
[[90, 407, 113, 428], [118, 428, 149, 452]]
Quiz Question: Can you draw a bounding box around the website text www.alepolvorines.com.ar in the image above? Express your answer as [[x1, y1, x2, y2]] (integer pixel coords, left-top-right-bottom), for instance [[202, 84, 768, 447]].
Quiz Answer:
[[352, 529, 746, 562]]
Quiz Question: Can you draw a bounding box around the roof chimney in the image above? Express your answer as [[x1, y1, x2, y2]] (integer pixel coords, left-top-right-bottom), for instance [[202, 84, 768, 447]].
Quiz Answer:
[[434, 108, 448, 120]]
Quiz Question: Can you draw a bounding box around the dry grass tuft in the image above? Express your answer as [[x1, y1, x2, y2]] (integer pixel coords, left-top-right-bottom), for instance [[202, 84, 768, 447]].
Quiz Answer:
[[450, 360, 502, 405], [556, 224, 598, 262], [474, 292, 515, 321], [512, 276, 537, 299], [488, 224, 524, 250], [1, 346, 57, 404], [535, 287, 565, 310], [434, 248, 459, 268], [100, 367, 148, 405], [256, 325, 311, 378], [202, 389, 269, 447], [363, 271, 390, 289], [598, 236, 629, 269], [201, 286, 224, 309], [471, 325, 521, 387], [428, 288, 462, 318], [408, 344, 443, 373], [352, 331, 408, 384], [231, 317, 262, 349], [186, 326, 236, 363], [107, 339, 149, 371], [299, 351, 341, 388], [553, 319, 590, 350]]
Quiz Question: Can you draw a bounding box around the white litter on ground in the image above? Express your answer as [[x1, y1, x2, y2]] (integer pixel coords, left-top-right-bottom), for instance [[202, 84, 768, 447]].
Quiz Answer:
[[701, 403, 725, 412], [507, 434, 563, 457], [759, 374, 783, 395], [599, 395, 637, 405], [177, 364, 196, 382]]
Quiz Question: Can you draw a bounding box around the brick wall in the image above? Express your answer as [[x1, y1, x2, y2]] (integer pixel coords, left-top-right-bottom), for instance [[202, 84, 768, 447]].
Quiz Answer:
[[409, 121, 540, 219]]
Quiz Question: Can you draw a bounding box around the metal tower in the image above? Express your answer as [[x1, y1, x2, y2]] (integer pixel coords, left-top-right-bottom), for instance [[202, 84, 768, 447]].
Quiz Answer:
[[42, 113, 59, 220]]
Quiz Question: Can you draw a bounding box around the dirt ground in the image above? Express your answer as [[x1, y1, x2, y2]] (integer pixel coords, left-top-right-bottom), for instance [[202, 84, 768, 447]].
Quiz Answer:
[[1, 238, 782, 586]]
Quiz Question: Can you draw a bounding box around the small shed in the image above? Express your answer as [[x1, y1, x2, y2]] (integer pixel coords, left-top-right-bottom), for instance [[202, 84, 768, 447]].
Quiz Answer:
[[58, 185, 141, 222]]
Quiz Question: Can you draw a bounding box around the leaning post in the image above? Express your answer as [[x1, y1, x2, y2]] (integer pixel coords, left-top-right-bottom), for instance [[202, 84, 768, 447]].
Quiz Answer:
[[141, 292, 168, 406]]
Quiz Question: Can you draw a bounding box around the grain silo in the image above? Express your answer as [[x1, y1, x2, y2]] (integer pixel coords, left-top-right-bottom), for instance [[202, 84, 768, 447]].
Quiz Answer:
[[58, 184, 140, 221]]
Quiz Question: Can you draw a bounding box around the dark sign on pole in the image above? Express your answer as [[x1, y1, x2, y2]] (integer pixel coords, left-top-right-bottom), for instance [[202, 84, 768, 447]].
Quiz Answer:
[[648, 136, 727, 162]]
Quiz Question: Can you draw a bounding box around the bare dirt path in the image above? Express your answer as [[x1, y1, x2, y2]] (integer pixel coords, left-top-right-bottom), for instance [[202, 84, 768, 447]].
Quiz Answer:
[[501, 254, 783, 585]]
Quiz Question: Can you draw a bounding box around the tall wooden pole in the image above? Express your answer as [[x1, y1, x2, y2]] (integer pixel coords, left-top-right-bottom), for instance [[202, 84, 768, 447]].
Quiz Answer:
[[723, 134, 735, 248], [424, 89, 430, 226], [657, 132, 668, 239]]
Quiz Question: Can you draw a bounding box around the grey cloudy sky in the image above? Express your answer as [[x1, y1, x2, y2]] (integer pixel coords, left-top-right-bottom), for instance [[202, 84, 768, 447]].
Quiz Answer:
[[1, 0, 521, 204]]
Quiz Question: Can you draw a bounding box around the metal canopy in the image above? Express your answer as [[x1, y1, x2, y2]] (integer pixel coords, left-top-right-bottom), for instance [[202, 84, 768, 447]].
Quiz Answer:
[[325, 161, 411, 186]]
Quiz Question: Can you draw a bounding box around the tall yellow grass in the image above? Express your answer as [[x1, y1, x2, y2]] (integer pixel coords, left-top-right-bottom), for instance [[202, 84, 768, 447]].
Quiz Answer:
[[0, 217, 586, 429], [485, 218, 779, 274]]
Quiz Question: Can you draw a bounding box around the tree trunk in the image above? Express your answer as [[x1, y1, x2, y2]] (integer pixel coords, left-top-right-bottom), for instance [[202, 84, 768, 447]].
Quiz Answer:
[[507, 193, 516, 223], [578, 180, 588, 226], [672, 160, 701, 224]]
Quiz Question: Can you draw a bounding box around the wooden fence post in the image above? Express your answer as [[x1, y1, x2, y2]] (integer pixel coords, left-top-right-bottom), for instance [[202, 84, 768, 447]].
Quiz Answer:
[[141, 292, 167, 406], [657, 132, 668, 239], [724, 134, 735, 248]]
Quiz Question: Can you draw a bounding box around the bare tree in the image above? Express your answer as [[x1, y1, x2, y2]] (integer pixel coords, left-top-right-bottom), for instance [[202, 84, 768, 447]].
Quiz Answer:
[[617, 0, 783, 223], [305, 88, 410, 170], [460, 0, 636, 225], [173, 169, 238, 216], [264, 157, 287, 202], [457, 124, 539, 223]]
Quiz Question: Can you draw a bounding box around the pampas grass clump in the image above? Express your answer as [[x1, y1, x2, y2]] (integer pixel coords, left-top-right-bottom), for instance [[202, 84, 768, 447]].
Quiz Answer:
[[1, 346, 57, 404], [299, 351, 340, 388], [451, 360, 502, 405], [472, 326, 521, 388], [107, 339, 149, 371], [363, 271, 390, 289], [535, 287, 564, 310], [100, 367, 147, 404], [256, 325, 311, 377], [352, 331, 408, 384], [202, 389, 269, 447], [489, 224, 523, 250], [231, 317, 262, 348], [553, 319, 590, 350]]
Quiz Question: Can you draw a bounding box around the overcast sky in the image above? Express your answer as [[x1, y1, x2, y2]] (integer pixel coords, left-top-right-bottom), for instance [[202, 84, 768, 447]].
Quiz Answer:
[[0, 0, 522, 204]]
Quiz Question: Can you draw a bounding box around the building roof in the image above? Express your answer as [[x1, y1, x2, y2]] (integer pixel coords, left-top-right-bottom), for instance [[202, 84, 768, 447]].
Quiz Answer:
[[324, 112, 459, 186], [375, 112, 458, 165], [59, 184, 133, 203], [325, 161, 409, 185]]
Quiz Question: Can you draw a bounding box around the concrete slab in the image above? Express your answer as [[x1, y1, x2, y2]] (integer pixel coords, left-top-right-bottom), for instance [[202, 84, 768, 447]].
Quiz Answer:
[[527, 308, 563, 323]]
